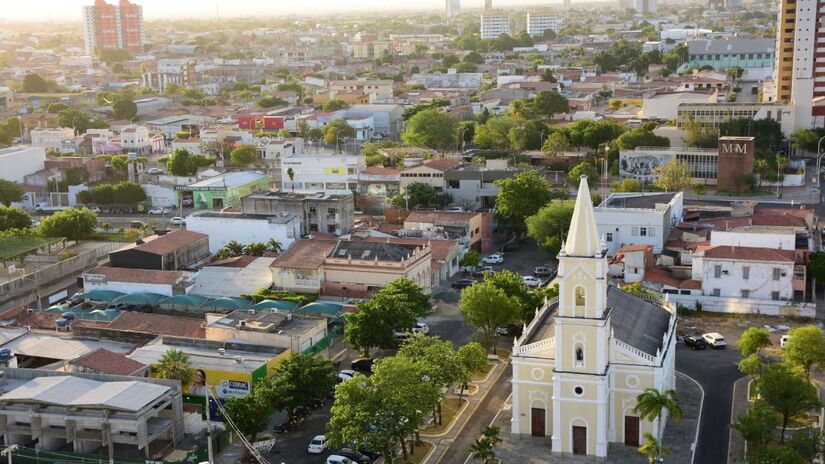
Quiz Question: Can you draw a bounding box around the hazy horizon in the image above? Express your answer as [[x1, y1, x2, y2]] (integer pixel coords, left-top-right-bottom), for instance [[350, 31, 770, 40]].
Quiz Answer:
[[1, 0, 581, 22]]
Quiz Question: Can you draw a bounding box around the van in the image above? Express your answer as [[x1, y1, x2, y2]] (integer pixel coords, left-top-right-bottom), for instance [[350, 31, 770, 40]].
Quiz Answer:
[[702, 332, 726, 349]]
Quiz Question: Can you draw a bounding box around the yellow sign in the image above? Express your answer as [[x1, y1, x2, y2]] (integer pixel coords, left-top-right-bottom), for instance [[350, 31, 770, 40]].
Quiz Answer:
[[324, 167, 346, 175]]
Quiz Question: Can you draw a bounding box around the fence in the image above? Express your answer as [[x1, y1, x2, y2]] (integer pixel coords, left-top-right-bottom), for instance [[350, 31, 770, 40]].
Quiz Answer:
[[668, 293, 816, 318], [0, 248, 100, 308]]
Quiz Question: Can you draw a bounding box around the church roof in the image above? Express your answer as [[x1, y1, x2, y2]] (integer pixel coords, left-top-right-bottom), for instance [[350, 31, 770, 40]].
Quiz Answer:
[[607, 286, 671, 356], [564, 176, 601, 257]]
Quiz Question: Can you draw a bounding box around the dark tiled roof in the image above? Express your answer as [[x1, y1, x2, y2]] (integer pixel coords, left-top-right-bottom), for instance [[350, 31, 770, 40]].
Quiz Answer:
[[69, 348, 147, 376], [107, 312, 205, 338], [114, 229, 208, 256], [329, 241, 420, 262], [270, 240, 336, 270], [704, 245, 794, 262], [608, 286, 671, 357]]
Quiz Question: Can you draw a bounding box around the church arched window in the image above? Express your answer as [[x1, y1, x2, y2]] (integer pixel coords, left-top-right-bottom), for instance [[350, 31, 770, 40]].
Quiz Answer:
[[575, 287, 586, 306], [574, 344, 584, 368]]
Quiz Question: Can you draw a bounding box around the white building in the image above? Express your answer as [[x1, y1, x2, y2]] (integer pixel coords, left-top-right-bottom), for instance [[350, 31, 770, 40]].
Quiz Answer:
[[258, 137, 305, 161], [511, 177, 677, 458], [694, 246, 798, 301], [30, 127, 75, 151], [446, 0, 461, 17], [594, 192, 684, 256], [527, 9, 561, 37], [82, 266, 192, 297], [0, 146, 46, 184], [120, 125, 152, 155], [481, 10, 511, 39], [185, 211, 301, 254], [786, 0, 825, 129], [280, 152, 363, 194]]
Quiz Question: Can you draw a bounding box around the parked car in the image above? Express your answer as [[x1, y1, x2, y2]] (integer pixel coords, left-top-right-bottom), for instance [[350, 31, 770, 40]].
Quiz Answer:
[[534, 266, 555, 277], [170, 216, 185, 226], [338, 370, 356, 382], [308, 435, 327, 454], [326, 456, 353, 464], [472, 266, 494, 277], [146, 168, 165, 175], [496, 324, 523, 337], [523, 276, 543, 287], [445, 206, 465, 212], [86, 206, 101, 213], [452, 279, 476, 290], [148, 207, 170, 215], [481, 253, 504, 265], [181, 197, 194, 206], [129, 220, 145, 229], [333, 449, 372, 464], [781, 335, 791, 348], [350, 358, 374, 374], [683, 335, 707, 350], [702, 332, 727, 349], [412, 321, 429, 334]]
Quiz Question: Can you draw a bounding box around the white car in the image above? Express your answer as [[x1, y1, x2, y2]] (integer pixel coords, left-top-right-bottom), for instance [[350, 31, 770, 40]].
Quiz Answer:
[[326, 456, 353, 464], [146, 168, 165, 175], [338, 370, 356, 382], [481, 253, 504, 265], [702, 332, 727, 348], [523, 276, 543, 287], [308, 435, 326, 454], [412, 321, 430, 334], [170, 216, 185, 226], [86, 206, 101, 213], [445, 206, 465, 212], [148, 207, 170, 215]]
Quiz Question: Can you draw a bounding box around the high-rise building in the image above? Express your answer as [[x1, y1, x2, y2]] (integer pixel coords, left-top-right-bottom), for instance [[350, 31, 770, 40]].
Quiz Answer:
[[484, 0, 493, 9], [480, 9, 510, 39], [774, 0, 825, 128], [82, 0, 144, 55], [631, 0, 657, 14], [527, 8, 561, 37], [446, 0, 461, 17]]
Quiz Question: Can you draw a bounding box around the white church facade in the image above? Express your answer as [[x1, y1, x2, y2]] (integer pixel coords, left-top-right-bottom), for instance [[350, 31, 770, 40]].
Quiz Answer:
[[511, 177, 677, 458]]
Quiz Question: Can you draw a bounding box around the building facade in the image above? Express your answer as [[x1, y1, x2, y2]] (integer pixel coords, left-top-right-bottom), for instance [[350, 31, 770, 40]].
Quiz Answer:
[[241, 191, 355, 236], [185, 211, 301, 254], [481, 10, 511, 39], [594, 192, 684, 256], [30, 127, 75, 151], [511, 177, 676, 458], [686, 39, 775, 79], [446, 0, 461, 17], [82, 0, 144, 55], [527, 9, 561, 37]]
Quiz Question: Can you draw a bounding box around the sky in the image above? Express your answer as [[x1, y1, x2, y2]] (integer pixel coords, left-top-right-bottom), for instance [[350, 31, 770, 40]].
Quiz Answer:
[[1, 0, 562, 21]]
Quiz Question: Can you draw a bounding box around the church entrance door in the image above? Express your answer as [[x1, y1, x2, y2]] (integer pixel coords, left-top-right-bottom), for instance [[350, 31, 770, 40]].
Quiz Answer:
[[572, 426, 587, 455], [624, 416, 640, 446], [530, 408, 545, 437]]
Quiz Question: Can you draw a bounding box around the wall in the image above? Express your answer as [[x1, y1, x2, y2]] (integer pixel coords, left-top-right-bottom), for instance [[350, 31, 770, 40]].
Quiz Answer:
[[186, 215, 299, 253], [83, 280, 175, 297], [400, 166, 446, 191], [0, 147, 47, 184], [0, 249, 98, 308], [595, 209, 667, 256], [668, 293, 815, 317], [701, 258, 794, 300], [271, 267, 323, 294], [280, 154, 362, 194], [716, 137, 755, 193], [710, 230, 796, 249]]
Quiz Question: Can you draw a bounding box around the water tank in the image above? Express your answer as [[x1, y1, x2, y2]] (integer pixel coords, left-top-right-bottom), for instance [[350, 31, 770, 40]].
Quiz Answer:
[[55, 318, 68, 330], [62, 312, 76, 321], [0, 349, 13, 361]]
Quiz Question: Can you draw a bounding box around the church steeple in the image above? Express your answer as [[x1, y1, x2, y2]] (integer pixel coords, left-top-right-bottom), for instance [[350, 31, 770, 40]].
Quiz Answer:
[[564, 176, 601, 257]]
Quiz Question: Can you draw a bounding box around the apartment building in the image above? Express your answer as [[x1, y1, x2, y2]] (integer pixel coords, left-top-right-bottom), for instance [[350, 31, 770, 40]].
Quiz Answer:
[[446, 0, 461, 17], [329, 79, 394, 100], [280, 152, 363, 195], [241, 191, 355, 236], [594, 192, 684, 256], [82, 0, 144, 54], [632, 0, 657, 13], [527, 8, 561, 37], [120, 125, 152, 155], [30, 127, 75, 151], [480, 10, 510, 39]]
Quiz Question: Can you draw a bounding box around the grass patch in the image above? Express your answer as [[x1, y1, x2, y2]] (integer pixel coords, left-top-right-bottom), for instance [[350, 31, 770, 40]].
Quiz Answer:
[[394, 440, 435, 464], [94, 231, 138, 242], [782, 411, 819, 428], [471, 363, 495, 382], [421, 398, 467, 435], [0, 236, 63, 260]]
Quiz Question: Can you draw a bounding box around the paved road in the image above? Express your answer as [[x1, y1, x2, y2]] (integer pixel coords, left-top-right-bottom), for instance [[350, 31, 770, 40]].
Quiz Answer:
[[675, 343, 742, 464]]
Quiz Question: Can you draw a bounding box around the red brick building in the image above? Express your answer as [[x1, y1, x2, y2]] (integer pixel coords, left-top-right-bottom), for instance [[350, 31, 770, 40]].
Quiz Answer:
[[82, 0, 144, 55]]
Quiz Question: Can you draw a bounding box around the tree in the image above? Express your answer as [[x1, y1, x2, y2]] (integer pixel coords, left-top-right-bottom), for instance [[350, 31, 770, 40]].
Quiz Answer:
[[469, 427, 502, 463], [614, 128, 670, 151], [166, 148, 214, 176], [266, 238, 282, 253], [638, 433, 671, 464], [783, 325, 825, 380], [790, 128, 825, 153], [154, 349, 194, 386], [402, 109, 459, 151], [526, 201, 575, 256], [614, 178, 642, 192], [397, 334, 463, 424], [243, 242, 268, 256], [542, 131, 570, 156], [508, 120, 548, 151], [47, 102, 71, 113], [0, 206, 31, 231], [739, 327, 772, 358], [57, 108, 108, 134], [473, 117, 516, 149], [568, 119, 624, 149], [322, 99, 346, 112], [98, 48, 132, 65], [494, 170, 553, 234], [484, 270, 539, 322], [751, 447, 806, 464], [229, 144, 258, 166], [223, 391, 269, 442], [682, 115, 717, 148], [456, 342, 488, 399], [111, 181, 146, 205], [323, 119, 355, 146], [392, 182, 452, 209], [0, 180, 23, 206], [733, 401, 778, 454], [22, 73, 49, 93], [463, 51, 485, 64], [568, 162, 599, 185], [256, 96, 287, 108], [345, 279, 431, 356], [266, 353, 337, 419], [760, 362, 821, 443], [460, 250, 481, 271], [634, 388, 682, 461], [39, 208, 97, 242], [531, 90, 570, 119], [653, 159, 692, 192], [459, 281, 520, 352], [112, 98, 137, 120]]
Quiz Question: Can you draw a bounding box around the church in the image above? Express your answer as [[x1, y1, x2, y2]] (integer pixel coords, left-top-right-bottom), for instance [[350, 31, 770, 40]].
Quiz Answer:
[[511, 176, 677, 458]]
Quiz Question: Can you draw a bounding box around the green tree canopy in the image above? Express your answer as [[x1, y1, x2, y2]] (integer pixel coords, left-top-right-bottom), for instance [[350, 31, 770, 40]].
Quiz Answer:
[[257, 96, 287, 108], [653, 159, 692, 192], [0, 206, 31, 232], [154, 349, 194, 386], [568, 162, 599, 185], [402, 108, 459, 151], [229, 144, 258, 166], [322, 119, 355, 146], [57, 108, 108, 134], [166, 148, 214, 176], [494, 170, 553, 234], [484, 269, 541, 322], [263, 353, 337, 419], [459, 281, 520, 352], [760, 362, 821, 443], [47, 102, 71, 113], [322, 99, 346, 112], [739, 327, 772, 358], [22, 73, 49, 93], [0, 180, 24, 207], [783, 325, 825, 380], [473, 116, 517, 149], [733, 400, 777, 454], [392, 182, 452, 209], [39, 207, 97, 242], [112, 98, 137, 120], [614, 128, 670, 151], [526, 200, 575, 256]]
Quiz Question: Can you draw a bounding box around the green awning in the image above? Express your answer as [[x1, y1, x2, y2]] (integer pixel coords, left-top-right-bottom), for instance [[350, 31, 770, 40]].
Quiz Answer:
[[84, 309, 120, 321], [111, 292, 167, 305], [252, 299, 299, 311], [296, 301, 344, 317], [159, 294, 210, 307], [203, 297, 251, 310], [75, 289, 124, 302]]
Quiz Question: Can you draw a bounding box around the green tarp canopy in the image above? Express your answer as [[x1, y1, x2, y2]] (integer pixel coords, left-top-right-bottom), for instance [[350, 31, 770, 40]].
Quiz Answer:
[[85, 309, 120, 321], [111, 292, 167, 305], [252, 299, 299, 311], [75, 289, 124, 302], [296, 301, 344, 318], [159, 294, 210, 307], [203, 297, 251, 310]]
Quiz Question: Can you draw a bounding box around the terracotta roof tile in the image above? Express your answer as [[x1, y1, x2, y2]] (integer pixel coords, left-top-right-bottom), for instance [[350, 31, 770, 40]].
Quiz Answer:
[[69, 348, 147, 376], [88, 266, 185, 285], [114, 229, 208, 256], [417, 157, 465, 171], [107, 312, 205, 338], [703, 245, 795, 262], [270, 240, 336, 270]]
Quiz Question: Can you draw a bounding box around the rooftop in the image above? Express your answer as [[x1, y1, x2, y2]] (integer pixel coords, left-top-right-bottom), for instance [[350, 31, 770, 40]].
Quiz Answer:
[[68, 348, 148, 376], [210, 309, 321, 335], [190, 210, 299, 224], [187, 171, 267, 189], [0, 376, 171, 412], [687, 38, 775, 55], [329, 241, 422, 262], [112, 229, 207, 256], [601, 192, 679, 210], [85, 266, 187, 286], [128, 338, 283, 374], [107, 311, 206, 339], [244, 191, 351, 202], [271, 239, 336, 269], [405, 210, 479, 224], [0, 332, 134, 361], [702, 245, 795, 262]]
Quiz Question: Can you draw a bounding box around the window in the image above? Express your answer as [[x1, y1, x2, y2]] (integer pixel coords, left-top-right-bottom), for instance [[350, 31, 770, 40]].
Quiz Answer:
[[448, 180, 460, 189], [742, 266, 750, 280], [640, 227, 648, 237], [574, 345, 584, 367], [772, 291, 780, 301], [327, 225, 337, 234], [308, 206, 317, 214], [631, 227, 639, 236], [714, 265, 722, 278], [773, 268, 781, 281], [575, 287, 586, 306], [712, 288, 721, 297], [741, 289, 750, 298], [606, 233, 613, 242], [347, 167, 357, 175]]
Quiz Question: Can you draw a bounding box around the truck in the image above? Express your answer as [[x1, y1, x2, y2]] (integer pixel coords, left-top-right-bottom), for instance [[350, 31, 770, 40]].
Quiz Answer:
[[34, 202, 70, 213]]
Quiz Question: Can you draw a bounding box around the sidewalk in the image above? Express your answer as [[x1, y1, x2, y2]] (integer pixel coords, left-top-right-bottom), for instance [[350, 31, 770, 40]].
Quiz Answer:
[[481, 371, 703, 464], [424, 355, 511, 463], [728, 377, 750, 464]]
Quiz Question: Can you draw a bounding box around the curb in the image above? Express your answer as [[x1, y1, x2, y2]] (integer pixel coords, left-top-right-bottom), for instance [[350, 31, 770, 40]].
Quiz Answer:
[[421, 398, 471, 438], [428, 356, 511, 464], [728, 376, 749, 464], [470, 363, 496, 384], [676, 370, 705, 464], [395, 440, 436, 464]]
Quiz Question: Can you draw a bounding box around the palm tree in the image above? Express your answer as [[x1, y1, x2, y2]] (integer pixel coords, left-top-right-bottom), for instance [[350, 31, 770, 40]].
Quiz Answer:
[[468, 437, 495, 463], [265, 238, 282, 253], [155, 349, 193, 387], [243, 242, 268, 256], [224, 240, 243, 257], [634, 388, 682, 462], [639, 433, 671, 464], [753, 159, 768, 187], [286, 167, 295, 191]]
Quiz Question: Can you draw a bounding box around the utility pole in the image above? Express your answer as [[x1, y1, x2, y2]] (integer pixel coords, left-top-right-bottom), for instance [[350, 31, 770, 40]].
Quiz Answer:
[[204, 381, 215, 464], [2, 444, 19, 464]]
